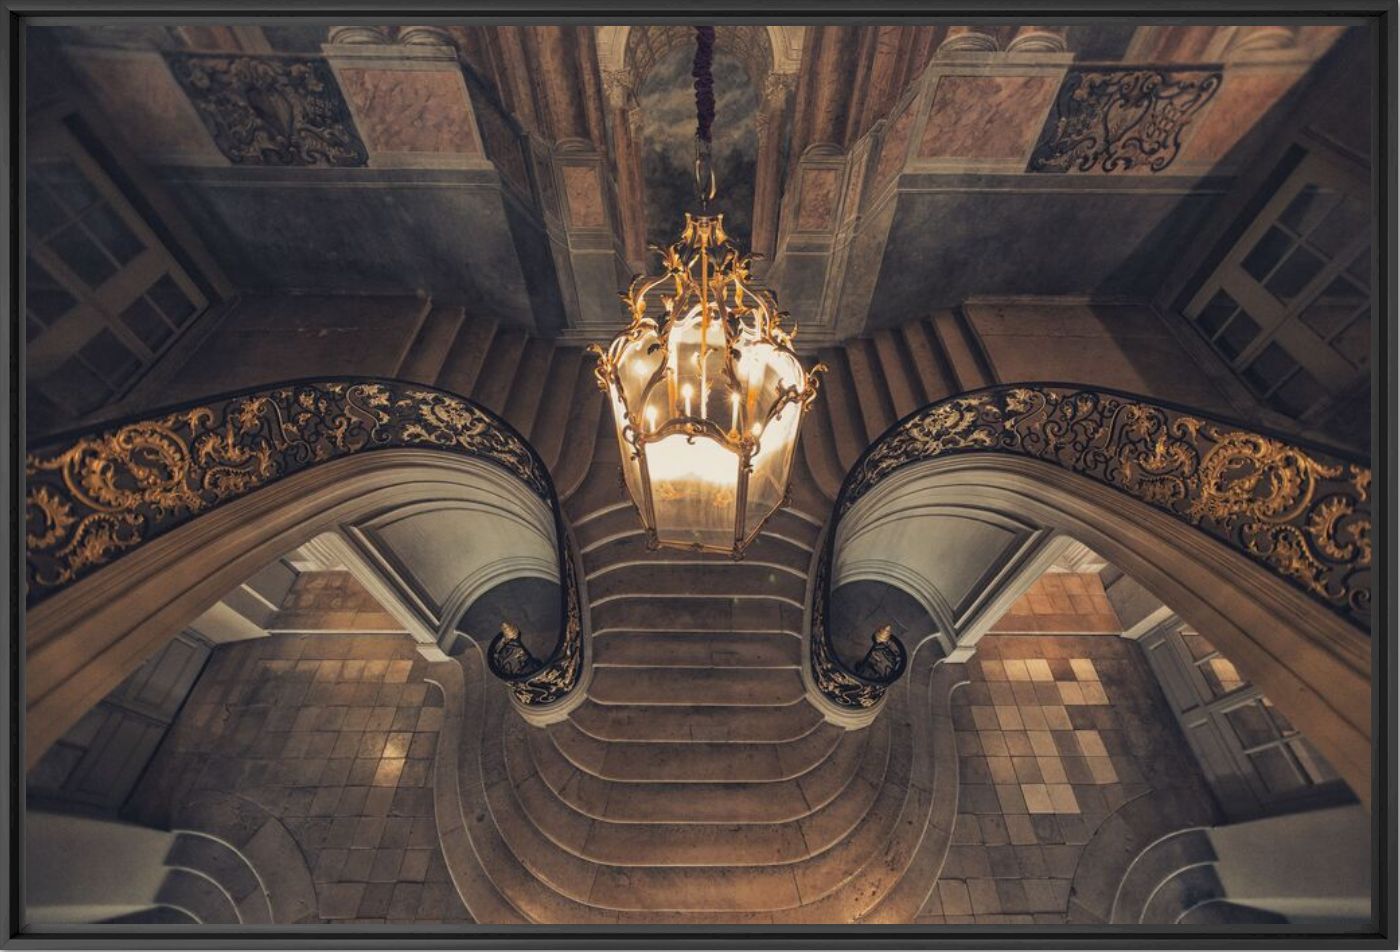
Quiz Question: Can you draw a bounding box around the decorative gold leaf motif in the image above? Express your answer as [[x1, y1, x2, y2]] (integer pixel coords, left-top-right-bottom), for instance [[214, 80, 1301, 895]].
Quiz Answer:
[[28, 380, 582, 706]]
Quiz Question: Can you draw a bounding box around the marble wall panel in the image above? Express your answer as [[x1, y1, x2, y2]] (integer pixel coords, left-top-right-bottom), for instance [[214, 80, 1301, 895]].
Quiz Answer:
[[796, 167, 841, 231], [561, 164, 607, 229], [1176, 68, 1308, 168], [919, 75, 1059, 162], [336, 68, 481, 156]]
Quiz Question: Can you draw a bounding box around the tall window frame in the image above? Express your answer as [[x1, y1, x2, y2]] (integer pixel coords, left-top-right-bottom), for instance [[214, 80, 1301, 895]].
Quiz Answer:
[[1139, 618, 1353, 822], [1183, 144, 1371, 424], [25, 116, 209, 420]]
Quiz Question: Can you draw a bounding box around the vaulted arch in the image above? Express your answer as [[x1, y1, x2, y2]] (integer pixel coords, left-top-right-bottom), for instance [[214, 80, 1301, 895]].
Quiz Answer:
[[24, 380, 585, 766], [809, 385, 1373, 805]]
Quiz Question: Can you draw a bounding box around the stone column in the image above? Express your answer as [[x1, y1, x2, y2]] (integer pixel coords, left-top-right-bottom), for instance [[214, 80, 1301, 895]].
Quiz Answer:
[[604, 69, 649, 270], [1226, 25, 1300, 55], [938, 26, 999, 53], [1006, 25, 1069, 53], [326, 25, 391, 45], [523, 26, 592, 142], [751, 71, 795, 265]]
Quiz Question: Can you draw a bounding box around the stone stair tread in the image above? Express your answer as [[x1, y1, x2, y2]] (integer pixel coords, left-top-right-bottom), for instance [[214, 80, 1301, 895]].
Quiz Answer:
[[590, 595, 803, 635], [587, 666, 806, 707], [531, 348, 585, 474], [433, 316, 498, 398], [545, 720, 844, 783], [844, 336, 898, 446], [564, 458, 630, 525], [817, 347, 866, 471], [871, 329, 923, 420], [471, 328, 530, 414], [569, 699, 823, 743], [553, 372, 608, 503], [581, 533, 813, 577], [591, 631, 801, 668], [501, 337, 557, 439], [586, 561, 807, 602]]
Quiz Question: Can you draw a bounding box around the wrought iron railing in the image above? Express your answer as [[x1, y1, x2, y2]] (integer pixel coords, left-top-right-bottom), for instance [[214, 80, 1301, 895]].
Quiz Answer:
[[25, 378, 583, 707], [810, 383, 1372, 710]]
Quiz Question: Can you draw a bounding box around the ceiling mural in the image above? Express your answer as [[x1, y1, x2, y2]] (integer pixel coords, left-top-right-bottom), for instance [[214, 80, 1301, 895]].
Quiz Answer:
[[635, 46, 759, 249]]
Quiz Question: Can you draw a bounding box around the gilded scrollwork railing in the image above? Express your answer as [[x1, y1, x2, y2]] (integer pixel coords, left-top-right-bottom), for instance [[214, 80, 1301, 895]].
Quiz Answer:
[[812, 383, 1372, 710], [25, 378, 583, 707]]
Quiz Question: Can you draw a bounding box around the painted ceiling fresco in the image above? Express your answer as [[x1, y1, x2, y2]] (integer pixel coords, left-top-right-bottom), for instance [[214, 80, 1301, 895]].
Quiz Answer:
[[636, 47, 759, 249]]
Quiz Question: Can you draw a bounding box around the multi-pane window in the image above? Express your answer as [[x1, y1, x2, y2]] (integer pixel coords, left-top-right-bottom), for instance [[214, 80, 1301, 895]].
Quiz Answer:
[[26, 122, 208, 421], [1185, 149, 1371, 423], [1140, 620, 1349, 821]]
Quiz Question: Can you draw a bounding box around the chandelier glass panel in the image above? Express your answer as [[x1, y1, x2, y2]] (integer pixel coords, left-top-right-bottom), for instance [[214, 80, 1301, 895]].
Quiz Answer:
[[589, 28, 824, 557]]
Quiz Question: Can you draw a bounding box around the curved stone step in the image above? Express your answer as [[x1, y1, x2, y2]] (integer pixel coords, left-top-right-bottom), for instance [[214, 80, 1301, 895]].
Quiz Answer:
[[569, 698, 824, 743], [496, 724, 922, 913], [778, 656, 962, 922], [586, 561, 807, 603], [155, 867, 239, 924], [528, 720, 878, 824], [544, 719, 844, 783], [431, 652, 617, 924], [1112, 828, 1216, 924], [587, 665, 806, 707], [100, 906, 200, 924], [479, 674, 854, 914], [166, 831, 272, 924], [503, 710, 888, 869], [589, 595, 803, 635], [172, 792, 318, 924], [592, 631, 802, 668], [1141, 864, 1226, 925]]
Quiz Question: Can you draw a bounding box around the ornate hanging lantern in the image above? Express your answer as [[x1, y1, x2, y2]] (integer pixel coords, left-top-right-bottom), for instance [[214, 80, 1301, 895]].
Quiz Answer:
[[588, 27, 824, 558]]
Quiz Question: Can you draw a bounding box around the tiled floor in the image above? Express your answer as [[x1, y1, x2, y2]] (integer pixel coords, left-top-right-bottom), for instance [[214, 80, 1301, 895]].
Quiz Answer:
[[989, 572, 1121, 634], [921, 634, 1216, 924], [129, 630, 470, 924]]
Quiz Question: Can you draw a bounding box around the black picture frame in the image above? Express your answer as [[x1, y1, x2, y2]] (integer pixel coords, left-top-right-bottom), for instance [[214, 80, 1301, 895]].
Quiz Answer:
[[1, 1, 1394, 947]]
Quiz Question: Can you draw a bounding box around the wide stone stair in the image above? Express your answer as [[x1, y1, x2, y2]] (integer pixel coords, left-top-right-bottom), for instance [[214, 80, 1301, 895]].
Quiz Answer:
[[401, 309, 979, 921]]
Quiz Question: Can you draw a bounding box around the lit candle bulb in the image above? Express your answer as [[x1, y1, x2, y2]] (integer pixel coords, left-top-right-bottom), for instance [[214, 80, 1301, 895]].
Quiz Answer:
[[751, 421, 763, 438], [730, 392, 740, 435], [645, 406, 657, 432], [681, 383, 693, 418]]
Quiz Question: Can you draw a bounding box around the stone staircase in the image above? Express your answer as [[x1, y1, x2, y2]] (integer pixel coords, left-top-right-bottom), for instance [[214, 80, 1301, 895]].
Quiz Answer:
[[98, 794, 318, 925], [395, 308, 988, 920], [393, 305, 994, 507]]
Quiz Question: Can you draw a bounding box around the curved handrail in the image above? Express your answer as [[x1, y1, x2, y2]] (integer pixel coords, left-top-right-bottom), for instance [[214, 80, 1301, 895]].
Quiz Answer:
[[25, 377, 583, 707], [810, 382, 1372, 710]]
